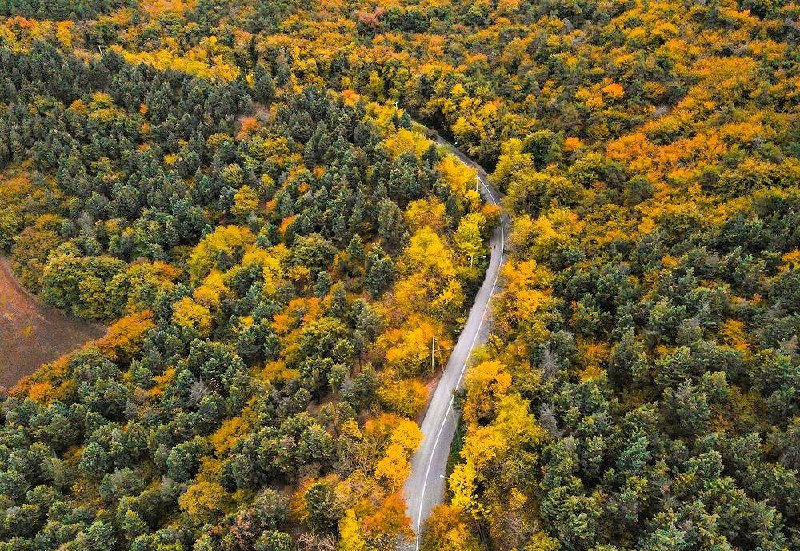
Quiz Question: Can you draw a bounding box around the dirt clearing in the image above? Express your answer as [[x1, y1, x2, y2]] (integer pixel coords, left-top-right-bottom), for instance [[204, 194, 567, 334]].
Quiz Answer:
[[0, 257, 105, 388]]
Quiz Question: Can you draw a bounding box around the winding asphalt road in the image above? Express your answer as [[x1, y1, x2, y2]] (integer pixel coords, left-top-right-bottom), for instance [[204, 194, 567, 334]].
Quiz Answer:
[[402, 131, 510, 549]]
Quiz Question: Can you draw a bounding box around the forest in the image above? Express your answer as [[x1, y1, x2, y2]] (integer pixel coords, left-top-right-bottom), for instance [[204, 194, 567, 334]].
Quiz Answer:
[[0, 0, 798, 549]]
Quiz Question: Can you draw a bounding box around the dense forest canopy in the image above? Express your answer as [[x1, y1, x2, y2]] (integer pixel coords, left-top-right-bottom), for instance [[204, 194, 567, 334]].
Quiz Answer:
[[0, 38, 493, 550], [0, 0, 798, 549]]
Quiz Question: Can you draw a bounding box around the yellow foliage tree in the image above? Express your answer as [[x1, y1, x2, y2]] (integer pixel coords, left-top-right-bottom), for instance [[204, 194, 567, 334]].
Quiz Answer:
[[97, 310, 155, 363], [339, 509, 367, 551], [172, 297, 213, 337], [231, 185, 259, 217], [453, 394, 548, 519], [462, 360, 512, 425], [499, 259, 554, 328], [178, 481, 231, 522], [378, 378, 429, 418], [421, 505, 481, 551], [438, 154, 480, 205], [402, 227, 456, 279], [374, 442, 410, 491], [360, 492, 413, 543], [453, 212, 486, 266], [193, 270, 227, 309], [384, 128, 430, 158], [381, 317, 448, 377], [430, 279, 466, 325], [404, 198, 446, 233], [188, 225, 255, 282], [492, 138, 534, 190]]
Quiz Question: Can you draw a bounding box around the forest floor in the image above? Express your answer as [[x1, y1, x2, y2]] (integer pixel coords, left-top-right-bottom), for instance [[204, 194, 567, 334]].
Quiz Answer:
[[0, 257, 105, 389]]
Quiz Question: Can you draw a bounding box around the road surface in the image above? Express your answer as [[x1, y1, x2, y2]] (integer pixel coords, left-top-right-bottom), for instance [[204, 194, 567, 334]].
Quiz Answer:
[[402, 132, 510, 549]]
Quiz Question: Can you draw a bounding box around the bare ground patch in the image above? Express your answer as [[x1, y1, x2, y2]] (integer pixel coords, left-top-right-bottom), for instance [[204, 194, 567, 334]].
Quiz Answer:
[[0, 257, 106, 388]]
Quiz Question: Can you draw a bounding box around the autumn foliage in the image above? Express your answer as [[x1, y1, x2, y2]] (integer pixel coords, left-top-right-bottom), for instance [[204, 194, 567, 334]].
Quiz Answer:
[[1, 0, 799, 548]]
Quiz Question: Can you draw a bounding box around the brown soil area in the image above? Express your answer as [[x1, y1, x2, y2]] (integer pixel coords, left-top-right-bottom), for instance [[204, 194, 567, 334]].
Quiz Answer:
[[0, 257, 106, 388]]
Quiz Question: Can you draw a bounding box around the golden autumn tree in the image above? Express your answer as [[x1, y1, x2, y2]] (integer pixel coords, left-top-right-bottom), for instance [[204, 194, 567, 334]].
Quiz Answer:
[[421, 505, 481, 551]]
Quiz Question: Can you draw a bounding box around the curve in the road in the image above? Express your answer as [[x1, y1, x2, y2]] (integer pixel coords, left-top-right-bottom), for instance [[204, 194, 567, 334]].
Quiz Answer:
[[403, 131, 510, 550]]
